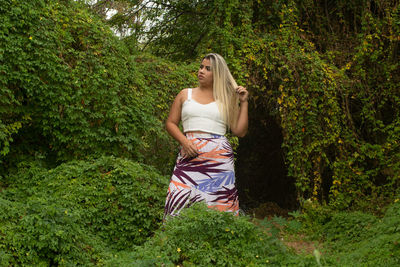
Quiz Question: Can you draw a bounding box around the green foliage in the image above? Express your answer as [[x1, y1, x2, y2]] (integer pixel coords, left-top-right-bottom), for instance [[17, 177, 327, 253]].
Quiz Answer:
[[298, 199, 400, 266], [0, 0, 200, 177], [133, 0, 400, 209], [274, 1, 400, 209], [227, 0, 400, 209], [333, 201, 400, 265], [1, 0, 400, 263], [132, 54, 198, 173], [106, 203, 317, 266], [0, 195, 109, 266], [322, 211, 377, 246], [324, 1, 400, 209], [2, 156, 169, 255], [299, 199, 337, 233], [220, 2, 348, 205], [80, 0, 143, 38], [1, 0, 154, 163], [258, 212, 303, 242]]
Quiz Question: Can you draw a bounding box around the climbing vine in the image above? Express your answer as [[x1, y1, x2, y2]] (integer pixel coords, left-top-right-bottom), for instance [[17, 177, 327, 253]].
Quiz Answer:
[[143, 0, 400, 209]]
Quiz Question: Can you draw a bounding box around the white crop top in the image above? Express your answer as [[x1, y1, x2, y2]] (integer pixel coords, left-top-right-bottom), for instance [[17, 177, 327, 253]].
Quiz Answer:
[[181, 89, 227, 135]]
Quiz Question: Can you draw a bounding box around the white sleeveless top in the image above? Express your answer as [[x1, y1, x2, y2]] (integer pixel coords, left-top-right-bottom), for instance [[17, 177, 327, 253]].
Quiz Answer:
[[181, 89, 226, 135]]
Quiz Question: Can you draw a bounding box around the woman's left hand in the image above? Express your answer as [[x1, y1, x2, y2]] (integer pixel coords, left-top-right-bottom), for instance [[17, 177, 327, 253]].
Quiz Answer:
[[236, 86, 249, 103]]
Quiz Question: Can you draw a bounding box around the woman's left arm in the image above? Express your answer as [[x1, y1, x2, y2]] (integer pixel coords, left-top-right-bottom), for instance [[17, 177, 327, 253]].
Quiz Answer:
[[231, 86, 248, 138]]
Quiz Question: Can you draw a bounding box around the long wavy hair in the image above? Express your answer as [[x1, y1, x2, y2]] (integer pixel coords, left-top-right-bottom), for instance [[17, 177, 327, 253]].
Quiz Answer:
[[203, 53, 239, 130]]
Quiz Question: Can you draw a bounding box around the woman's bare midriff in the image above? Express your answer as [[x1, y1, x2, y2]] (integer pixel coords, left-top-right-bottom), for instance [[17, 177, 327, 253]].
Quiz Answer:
[[185, 131, 210, 134]]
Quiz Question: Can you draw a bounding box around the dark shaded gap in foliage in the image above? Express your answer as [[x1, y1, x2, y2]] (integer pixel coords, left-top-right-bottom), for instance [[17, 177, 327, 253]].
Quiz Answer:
[[236, 101, 297, 213]]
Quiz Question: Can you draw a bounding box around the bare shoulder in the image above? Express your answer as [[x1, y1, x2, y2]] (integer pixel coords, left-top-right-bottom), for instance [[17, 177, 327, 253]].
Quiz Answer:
[[179, 88, 189, 97], [176, 88, 189, 105]]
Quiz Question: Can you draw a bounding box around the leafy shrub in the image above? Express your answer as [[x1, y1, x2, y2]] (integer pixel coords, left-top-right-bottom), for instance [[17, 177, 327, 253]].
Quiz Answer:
[[336, 200, 400, 266], [0, 196, 109, 266], [131, 54, 198, 174], [0, 0, 196, 177], [260, 213, 303, 236], [2, 156, 169, 251], [299, 200, 400, 266], [1, 0, 151, 161], [298, 199, 336, 235], [106, 203, 317, 266], [320, 211, 377, 246]]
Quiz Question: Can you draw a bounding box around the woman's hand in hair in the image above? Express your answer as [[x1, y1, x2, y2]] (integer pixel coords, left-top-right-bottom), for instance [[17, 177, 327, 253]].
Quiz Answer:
[[236, 86, 249, 103]]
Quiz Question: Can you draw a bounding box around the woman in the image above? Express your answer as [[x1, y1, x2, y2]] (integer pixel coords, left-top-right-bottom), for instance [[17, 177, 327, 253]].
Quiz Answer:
[[164, 53, 248, 218]]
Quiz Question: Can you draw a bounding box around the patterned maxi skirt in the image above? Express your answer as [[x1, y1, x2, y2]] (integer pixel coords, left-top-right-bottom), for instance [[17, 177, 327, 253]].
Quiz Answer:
[[164, 133, 239, 218]]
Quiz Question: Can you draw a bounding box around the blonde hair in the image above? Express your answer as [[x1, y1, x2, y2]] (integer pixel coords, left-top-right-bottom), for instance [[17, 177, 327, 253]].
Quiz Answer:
[[203, 53, 239, 130]]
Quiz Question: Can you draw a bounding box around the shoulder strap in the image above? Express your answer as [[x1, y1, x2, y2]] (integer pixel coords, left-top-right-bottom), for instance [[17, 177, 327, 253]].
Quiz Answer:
[[187, 88, 192, 100]]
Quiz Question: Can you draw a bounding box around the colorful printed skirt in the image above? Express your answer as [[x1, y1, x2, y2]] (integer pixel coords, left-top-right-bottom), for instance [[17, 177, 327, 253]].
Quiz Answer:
[[164, 133, 239, 219]]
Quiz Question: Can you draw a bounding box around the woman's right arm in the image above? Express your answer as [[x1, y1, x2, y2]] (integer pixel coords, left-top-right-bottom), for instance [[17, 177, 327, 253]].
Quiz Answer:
[[166, 89, 198, 158]]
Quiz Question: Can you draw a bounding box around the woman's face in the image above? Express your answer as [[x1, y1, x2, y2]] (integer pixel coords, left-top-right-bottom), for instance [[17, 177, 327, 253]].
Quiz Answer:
[[198, 58, 213, 87]]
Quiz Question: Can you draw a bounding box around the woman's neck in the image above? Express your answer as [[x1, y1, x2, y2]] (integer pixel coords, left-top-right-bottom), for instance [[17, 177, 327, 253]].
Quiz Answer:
[[198, 84, 213, 92]]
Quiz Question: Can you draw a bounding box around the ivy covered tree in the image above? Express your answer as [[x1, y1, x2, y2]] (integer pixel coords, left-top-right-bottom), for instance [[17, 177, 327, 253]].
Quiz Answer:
[[0, 0, 196, 174]]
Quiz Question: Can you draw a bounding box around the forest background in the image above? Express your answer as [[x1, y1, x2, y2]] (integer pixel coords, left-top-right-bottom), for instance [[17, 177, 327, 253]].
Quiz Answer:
[[0, 0, 399, 266]]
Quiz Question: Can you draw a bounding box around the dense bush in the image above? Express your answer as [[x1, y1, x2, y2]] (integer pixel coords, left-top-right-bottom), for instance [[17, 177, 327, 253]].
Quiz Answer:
[[299, 199, 400, 266], [321, 211, 377, 245], [0, 0, 197, 177], [1, 0, 150, 162], [329, 200, 400, 266], [106, 203, 317, 266], [2, 156, 169, 254], [132, 54, 197, 173], [0, 196, 109, 266], [1, 159, 325, 266]]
